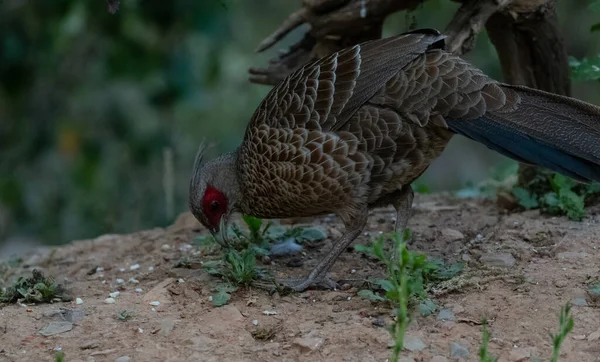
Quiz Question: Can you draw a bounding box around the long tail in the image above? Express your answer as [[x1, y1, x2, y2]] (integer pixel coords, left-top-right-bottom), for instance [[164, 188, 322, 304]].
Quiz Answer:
[[446, 84, 600, 183]]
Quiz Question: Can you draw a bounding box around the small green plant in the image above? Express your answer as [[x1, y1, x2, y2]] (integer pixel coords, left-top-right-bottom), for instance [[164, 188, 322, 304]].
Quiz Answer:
[[202, 248, 263, 287], [474, 303, 574, 362], [355, 230, 455, 362], [55, 351, 65, 362], [513, 174, 600, 221], [479, 319, 498, 362], [192, 216, 327, 305], [550, 303, 574, 362], [117, 309, 133, 321], [222, 248, 261, 285], [0, 269, 70, 304], [355, 232, 463, 305]]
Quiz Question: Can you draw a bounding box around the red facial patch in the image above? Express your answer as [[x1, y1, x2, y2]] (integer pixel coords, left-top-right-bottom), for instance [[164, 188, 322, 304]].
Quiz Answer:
[[202, 185, 228, 228]]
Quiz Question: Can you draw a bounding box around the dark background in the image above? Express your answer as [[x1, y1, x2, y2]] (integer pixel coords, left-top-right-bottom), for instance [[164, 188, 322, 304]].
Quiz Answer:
[[0, 0, 599, 254]]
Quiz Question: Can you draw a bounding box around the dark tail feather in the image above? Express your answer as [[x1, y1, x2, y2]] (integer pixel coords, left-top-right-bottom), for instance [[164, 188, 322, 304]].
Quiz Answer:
[[446, 84, 600, 183]]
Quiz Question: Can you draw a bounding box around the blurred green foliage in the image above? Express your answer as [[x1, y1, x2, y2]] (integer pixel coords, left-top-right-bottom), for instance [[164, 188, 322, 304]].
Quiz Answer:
[[0, 0, 599, 247]]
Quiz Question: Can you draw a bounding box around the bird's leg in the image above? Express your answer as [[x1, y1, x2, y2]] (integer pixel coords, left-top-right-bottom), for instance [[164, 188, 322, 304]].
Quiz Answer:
[[392, 185, 414, 234], [264, 211, 368, 292]]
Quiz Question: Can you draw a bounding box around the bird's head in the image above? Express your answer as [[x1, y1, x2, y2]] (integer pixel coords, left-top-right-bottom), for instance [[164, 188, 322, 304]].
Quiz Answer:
[[188, 144, 241, 236]]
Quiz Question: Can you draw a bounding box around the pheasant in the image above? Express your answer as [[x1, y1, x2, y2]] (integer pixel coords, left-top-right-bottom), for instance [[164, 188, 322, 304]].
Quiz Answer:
[[189, 29, 600, 292]]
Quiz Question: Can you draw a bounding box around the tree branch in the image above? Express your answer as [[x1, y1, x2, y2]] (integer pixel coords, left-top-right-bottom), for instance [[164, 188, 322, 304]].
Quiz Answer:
[[444, 0, 513, 55], [249, 0, 425, 85]]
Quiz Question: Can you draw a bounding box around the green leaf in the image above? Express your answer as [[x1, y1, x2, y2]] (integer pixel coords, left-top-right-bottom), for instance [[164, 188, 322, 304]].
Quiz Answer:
[[512, 187, 539, 209], [299, 227, 327, 241], [374, 279, 395, 292], [551, 174, 577, 191], [418, 299, 437, 316], [266, 225, 287, 239], [214, 283, 238, 293], [211, 291, 231, 307], [434, 262, 464, 280], [357, 289, 387, 302], [569, 55, 600, 81], [588, 283, 600, 297], [194, 235, 217, 246], [542, 192, 560, 207], [558, 189, 586, 221], [242, 215, 262, 232], [591, 22, 600, 32]]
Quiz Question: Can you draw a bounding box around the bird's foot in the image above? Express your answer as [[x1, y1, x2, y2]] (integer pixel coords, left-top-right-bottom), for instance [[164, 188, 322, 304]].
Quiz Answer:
[[255, 275, 338, 293]]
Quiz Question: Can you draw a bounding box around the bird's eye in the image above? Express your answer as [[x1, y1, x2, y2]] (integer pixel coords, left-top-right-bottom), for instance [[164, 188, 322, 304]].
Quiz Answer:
[[210, 200, 219, 211]]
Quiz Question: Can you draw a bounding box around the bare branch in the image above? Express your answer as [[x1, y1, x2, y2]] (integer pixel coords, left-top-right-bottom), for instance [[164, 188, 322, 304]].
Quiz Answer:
[[249, 0, 425, 86], [444, 0, 513, 55]]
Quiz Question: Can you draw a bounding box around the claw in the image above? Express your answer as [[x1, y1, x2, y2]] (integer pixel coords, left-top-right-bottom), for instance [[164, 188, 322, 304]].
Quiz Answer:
[[255, 8, 309, 53]]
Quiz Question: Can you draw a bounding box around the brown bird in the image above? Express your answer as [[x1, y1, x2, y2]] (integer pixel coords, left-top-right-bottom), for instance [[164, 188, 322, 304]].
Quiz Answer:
[[189, 29, 600, 291]]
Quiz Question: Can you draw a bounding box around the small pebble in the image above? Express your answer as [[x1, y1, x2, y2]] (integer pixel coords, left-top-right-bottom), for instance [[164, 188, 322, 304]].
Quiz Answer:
[[436, 309, 456, 321], [480, 252, 516, 268], [372, 317, 385, 327], [119, 268, 126, 272], [96, 267, 104, 272], [109, 291, 120, 298], [161, 244, 170, 250], [129, 277, 139, 284], [75, 298, 84, 305], [403, 335, 426, 351], [450, 342, 470, 359], [178, 278, 185, 283], [252, 320, 258, 326], [587, 330, 600, 341], [129, 264, 140, 270], [116, 278, 125, 284], [135, 288, 143, 293], [149, 301, 160, 306], [104, 298, 116, 304], [572, 298, 588, 306], [263, 310, 277, 315], [151, 308, 156, 312], [115, 356, 131, 362], [148, 266, 154, 271], [137, 328, 144, 333]]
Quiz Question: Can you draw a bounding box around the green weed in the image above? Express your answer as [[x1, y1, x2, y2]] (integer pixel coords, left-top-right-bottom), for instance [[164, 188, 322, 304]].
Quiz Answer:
[[190, 216, 327, 307], [354, 230, 461, 361], [55, 351, 65, 362], [478, 319, 498, 362], [0, 269, 70, 304], [513, 174, 600, 221], [475, 303, 574, 362], [550, 303, 574, 362]]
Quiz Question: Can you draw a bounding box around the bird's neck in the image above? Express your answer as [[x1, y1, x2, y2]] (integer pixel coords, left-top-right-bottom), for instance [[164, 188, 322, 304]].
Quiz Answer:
[[217, 150, 245, 214]]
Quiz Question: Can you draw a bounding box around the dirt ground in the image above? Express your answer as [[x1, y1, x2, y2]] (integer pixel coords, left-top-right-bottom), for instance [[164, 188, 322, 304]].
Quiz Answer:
[[1, 193, 599, 362]]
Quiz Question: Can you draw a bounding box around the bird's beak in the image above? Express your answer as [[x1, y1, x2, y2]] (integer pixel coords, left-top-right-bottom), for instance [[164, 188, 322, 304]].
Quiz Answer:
[[219, 216, 228, 244], [210, 215, 230, 246]]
